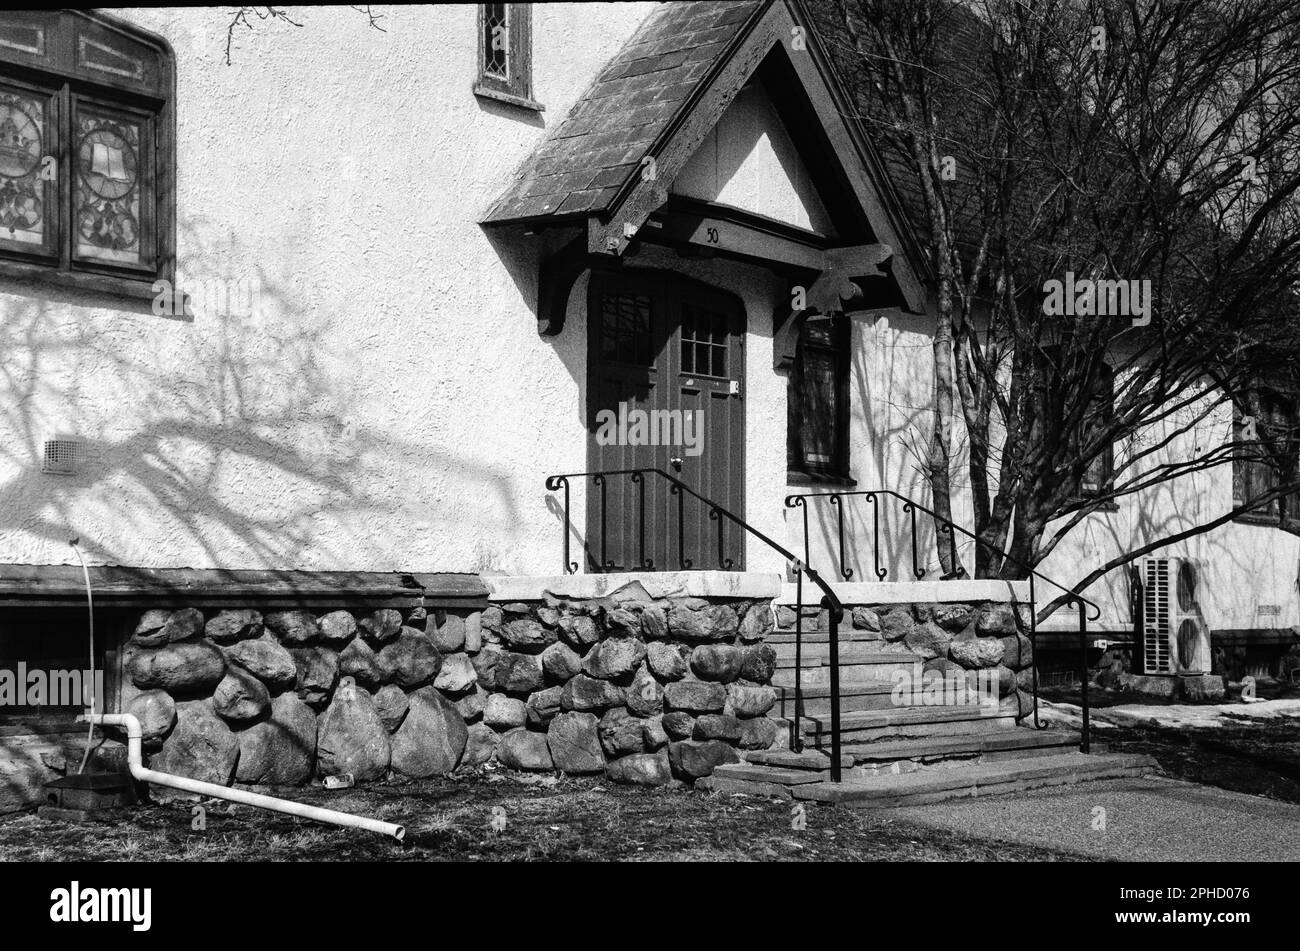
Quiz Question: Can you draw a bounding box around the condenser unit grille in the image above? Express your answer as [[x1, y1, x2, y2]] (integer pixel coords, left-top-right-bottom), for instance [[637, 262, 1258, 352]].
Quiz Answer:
[[42, 438, 81, 475], [1143, 558, 1172, 674]]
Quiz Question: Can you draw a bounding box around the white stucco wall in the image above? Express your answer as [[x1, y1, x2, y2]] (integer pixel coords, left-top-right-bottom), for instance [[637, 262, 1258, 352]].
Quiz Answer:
[[0, 3, 656, 576]]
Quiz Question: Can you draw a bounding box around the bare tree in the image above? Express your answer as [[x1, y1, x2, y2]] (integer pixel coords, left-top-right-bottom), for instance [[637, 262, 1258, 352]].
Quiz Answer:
[[817, 0, 1300, 609], [224, 6, 387, 65]]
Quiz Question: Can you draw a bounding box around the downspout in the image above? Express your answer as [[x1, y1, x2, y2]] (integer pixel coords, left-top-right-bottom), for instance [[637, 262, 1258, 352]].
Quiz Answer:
[[82, 712, 405, 842]]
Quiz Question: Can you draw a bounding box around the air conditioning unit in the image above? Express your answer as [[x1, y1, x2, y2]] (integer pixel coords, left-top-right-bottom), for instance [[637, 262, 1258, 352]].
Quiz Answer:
[[1142, 557, 1210, 674]]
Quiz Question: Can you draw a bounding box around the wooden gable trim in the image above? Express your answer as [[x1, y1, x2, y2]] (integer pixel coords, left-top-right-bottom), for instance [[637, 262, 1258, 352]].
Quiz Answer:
[[586, 0, 926, 317]]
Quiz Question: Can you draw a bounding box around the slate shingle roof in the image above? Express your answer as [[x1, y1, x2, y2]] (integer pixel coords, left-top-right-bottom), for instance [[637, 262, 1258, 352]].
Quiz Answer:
[[481, 0, 766, 224]]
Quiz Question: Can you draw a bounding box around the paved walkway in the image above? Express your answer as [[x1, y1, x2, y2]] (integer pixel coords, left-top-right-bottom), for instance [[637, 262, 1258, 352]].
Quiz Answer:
[[888, 776, 1300, 861]]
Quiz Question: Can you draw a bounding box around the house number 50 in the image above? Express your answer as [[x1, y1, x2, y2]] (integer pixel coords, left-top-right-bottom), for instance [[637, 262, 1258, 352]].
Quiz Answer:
[[706, 227, 720, 244]]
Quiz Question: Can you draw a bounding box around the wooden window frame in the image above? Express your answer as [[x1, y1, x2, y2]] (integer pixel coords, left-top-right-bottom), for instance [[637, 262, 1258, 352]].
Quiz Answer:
[[473, 3, 543, 112], [787, 313, 852, 484], [0, 10, 175, 304], [1232, 388, 1300, 533]]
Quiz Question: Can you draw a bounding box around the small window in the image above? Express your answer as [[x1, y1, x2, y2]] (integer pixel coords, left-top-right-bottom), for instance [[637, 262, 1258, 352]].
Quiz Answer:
[[1079, 363, 1115, 497], [473, 4, 541, 111], [1232, 389, 1300, 530], [787, 314, 850, 479], [0, 11, 173, 300]]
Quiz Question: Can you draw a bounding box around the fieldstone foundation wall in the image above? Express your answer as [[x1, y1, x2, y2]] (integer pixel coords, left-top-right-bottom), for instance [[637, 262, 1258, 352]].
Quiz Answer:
[[478, 592, 781, 785], [115, 586, 782, 788]]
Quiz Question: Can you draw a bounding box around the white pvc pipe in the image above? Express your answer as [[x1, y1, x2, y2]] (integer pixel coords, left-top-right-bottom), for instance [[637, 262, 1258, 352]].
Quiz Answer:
[[83, 712, 405, 842]]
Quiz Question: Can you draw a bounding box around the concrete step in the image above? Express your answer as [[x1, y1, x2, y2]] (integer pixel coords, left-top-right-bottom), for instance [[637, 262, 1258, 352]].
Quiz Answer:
[[789, 752, 1157, 807], [840, 728, 1080, 764], [742, 748, 856, 771], [796, 705, 1019, 745], [772, 682, 898, 716]]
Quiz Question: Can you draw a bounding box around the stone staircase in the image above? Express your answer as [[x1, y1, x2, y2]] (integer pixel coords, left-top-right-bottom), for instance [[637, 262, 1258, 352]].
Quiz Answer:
[[698, 612, 1156, 806]]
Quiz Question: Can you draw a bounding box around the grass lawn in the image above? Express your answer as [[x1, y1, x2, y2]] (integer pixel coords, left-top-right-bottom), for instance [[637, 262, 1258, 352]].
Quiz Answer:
[[0, 766, 1091, 862]]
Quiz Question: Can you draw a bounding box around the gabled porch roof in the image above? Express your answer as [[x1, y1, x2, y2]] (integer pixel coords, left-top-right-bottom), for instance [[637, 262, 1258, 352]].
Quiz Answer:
[[481, 0, 929, 336]]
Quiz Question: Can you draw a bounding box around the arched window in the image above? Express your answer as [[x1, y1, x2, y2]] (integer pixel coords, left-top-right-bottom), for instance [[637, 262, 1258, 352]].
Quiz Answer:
[[0, 10, 174, 298]]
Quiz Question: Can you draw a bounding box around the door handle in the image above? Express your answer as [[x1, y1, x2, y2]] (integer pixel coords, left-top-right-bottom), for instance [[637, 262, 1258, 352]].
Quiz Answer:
[[670, 457, 683, 471]]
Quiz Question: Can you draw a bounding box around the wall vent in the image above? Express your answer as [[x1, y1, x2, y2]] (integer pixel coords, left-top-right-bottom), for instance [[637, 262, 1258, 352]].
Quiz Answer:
[[42, 437, 82, 475]]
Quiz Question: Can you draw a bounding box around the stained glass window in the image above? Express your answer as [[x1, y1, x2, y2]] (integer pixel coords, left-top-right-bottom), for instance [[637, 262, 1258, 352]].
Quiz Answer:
[[0, 11, 171, 291], [788, 315, 850, 477], [74, 104, 150, 267], [0, 84, 51, 252], [474, 4, 537, 109]]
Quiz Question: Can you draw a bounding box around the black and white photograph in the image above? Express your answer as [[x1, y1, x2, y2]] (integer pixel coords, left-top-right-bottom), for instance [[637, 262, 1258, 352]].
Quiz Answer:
[[0, 0, 1295, 921]]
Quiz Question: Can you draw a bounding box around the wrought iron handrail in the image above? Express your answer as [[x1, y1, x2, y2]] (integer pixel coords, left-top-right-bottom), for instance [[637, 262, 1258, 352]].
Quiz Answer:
[[785, 489, 1098, 754], [546, 468, 848, 780]]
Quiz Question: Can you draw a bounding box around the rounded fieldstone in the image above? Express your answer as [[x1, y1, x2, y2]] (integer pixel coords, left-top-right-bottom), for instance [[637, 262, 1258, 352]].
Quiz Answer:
[[975, 604, 1018, 636], [738, 716, 778, 750], [433, 652, 478, 693], [692, 713, 741, 741], [484, 693, 528, 729], [205, 609, 263, 644], [739, 644, 777, 683], [213, 666, 270, 723], [456, 684, 488, 722], [690, 644, 744, 682], [265, 610, 320, 645], [526, 685, 564, 727], [317, 610, 358, 645], [903, 621, 952, 661], [125, 689, 176, 747], [667, 603, 739, 642], [497, 728, 554, 771], [646, 641, 689, 681], [642, 714, 669, 750], [464, 612, 484, 654], [598, 707, 645, 757], [879, 607, 916, 642], [496, 651, 545, 695], [235, 691, 317, 785], [374, 683, 410, 732], [930, 603, 976, 631], [582, 637, 647, 680], [950, 633, 1006, 669], [501, 617, 556, 652], [738, 602, 774, 642], [462, 720, 499, 768], [1000, 633, 1033, 670], [640, 605, 668, 640], [376, 628, 443, 689], [626, 667, 664, 717], [606, 750, 672, 786], [133, 609, 172, 647], [151, 699, 239, 786], [560, 673, 623, 711], [390, 686, 467, 779], [160, 608, 206, 643], [225, 633, 297, 688], [558, 614, 600, 649], [664, 680, 726, 713], [852, 606, 882, 632], [541, 642, 583, 682], [290, 646, 339, 707], [129, 639, 226, 694], [339, 637, 386, 690], [428, 611, 467, 652], [359, 608, 403, 643], [727, 684, 776, 718], [548, 711, 605, 774], [668, 739, 740, 779], [661, 711, 696, 740], [316, 678, 390, 782]]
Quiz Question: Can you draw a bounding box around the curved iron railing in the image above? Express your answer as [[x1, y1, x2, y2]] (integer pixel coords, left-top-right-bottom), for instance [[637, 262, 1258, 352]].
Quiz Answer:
[[785, 489, 1100, 754], [546, 468, 848, 779]]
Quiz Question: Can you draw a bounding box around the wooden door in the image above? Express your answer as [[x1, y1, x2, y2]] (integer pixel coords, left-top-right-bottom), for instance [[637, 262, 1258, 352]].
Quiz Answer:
[[587, 270, 745, 571]]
